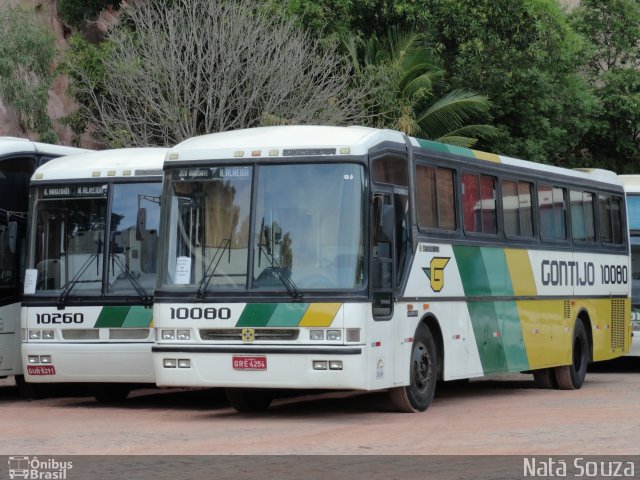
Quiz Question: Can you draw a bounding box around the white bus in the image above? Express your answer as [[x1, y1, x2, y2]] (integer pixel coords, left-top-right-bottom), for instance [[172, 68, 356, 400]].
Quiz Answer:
[[21, 148, 167, 402], [618, 175, 640, 356], [0, 138, 88, 394], [152, 126, 630, 412]]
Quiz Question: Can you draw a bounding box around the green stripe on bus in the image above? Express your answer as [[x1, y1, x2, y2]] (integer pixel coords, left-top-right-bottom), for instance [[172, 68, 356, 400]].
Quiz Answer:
[[121, 306, 153, 327], [267, 303, 308, 327], [416, 138, 475, 159], [454, 246, 529, 373], [236, 303, 278, 327], [94, 306, 130, 328]]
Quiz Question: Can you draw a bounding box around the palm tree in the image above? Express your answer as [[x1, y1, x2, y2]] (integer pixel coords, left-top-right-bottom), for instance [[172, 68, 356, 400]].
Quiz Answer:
[[345, 27, 498, 147]]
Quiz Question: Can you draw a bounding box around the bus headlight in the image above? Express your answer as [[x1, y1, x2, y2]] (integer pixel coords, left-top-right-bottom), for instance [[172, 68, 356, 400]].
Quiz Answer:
[[162, 330, 175, 340], [326, 330, 341, 341], [177, 330, 190, 340], [42, 330, 55, 340], [310, 330, 324, 341], [29, 330, 41, 340]]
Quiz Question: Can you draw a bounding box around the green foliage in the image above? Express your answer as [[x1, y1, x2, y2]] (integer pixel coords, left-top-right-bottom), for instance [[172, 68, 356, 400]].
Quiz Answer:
[[348, 27, 498, 147], [58, 0, 121, 29], [0, 4, 57, 142], [60, 34, 113, 138]]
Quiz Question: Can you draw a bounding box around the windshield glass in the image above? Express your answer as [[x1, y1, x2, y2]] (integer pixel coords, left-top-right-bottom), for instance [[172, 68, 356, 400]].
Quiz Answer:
[[161, 163, 366, 292], [163, 166, 253, 288], [31, 185, 108, 295], [107, 182, 161, 294]]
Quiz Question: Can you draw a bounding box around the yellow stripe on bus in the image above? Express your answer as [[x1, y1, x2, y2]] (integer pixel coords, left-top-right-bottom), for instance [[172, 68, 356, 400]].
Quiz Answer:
[[298, 303, 342, 327], [504, 248, 537, 296], [472, 150, 501, 163]]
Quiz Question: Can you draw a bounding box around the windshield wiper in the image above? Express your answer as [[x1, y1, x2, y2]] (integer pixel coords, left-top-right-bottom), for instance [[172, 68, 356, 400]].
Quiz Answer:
[[257, 244, 303, 301], [110, 254, 152, 307], [195, 237, 231, 299], [57, 253, 100, 309]]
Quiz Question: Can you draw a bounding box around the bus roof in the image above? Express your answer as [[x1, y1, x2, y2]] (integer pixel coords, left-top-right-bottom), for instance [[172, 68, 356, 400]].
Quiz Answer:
[[0, 136, 89, 158], [619, 175, 640, 193], [31, 148, 169, 182], [166, 125, 404, 161], [165, 126, 622, 187]]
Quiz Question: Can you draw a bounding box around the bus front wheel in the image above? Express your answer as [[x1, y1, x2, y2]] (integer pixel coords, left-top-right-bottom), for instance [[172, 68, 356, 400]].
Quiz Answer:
[[554, 320, 589, 390], [389, 323, 438, 413]]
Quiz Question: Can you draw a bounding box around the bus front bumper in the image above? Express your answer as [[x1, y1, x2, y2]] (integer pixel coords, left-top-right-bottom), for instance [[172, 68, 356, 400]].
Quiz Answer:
[[152, 344, 375, 390], [22, 342, 155, 383]]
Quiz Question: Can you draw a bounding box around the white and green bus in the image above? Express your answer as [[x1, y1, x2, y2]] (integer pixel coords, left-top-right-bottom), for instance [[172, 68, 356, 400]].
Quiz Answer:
[[618, 175, 640, 356], [152, 126, 630, 412], [0, 137, 88, 393], [21, 148, 167, 402]]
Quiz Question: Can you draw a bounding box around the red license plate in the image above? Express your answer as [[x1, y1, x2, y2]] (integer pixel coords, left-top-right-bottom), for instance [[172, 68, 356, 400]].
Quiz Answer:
[[27, 365, 56, 376], [232, 355, 267, 370]]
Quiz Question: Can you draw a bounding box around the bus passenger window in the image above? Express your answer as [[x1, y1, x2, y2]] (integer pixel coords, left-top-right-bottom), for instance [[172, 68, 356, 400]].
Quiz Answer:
[[462, 172, 497, 234], [415, 165, 456, 231], [539, 184, 567, 241], [502, 180, 533, 237], [599, 194, 624, 244], [570, 190, 595, 242], [372, 157, 408, 187]]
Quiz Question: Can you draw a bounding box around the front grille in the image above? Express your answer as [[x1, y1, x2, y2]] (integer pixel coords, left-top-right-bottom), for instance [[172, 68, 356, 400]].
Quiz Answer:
[[199, 328, 299, 341], [109, 328, 151, 340], [61, 329, 100, 340], [610, 299, 626, 350]]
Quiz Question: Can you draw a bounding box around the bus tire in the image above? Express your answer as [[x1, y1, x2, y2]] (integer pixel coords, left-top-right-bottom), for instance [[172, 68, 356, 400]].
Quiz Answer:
[[89, 383, 131, 403], [554, 320, 589, 390], [15, 375, 48, 400], [533, 369, 558, 389], [225, 388, 272, 412], [389, 323, 438, 413]]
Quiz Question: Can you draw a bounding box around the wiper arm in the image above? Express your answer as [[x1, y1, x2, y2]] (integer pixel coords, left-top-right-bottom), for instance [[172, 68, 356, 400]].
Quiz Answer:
[[57, 253, 100, 309], [110, 254, 152, 307], [195, 237, 231, 299], [258, 244, 303, 301]]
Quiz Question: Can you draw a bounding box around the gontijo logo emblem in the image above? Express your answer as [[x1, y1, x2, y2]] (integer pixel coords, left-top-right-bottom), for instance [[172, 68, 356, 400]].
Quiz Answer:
[[423, 257, 450, 292]]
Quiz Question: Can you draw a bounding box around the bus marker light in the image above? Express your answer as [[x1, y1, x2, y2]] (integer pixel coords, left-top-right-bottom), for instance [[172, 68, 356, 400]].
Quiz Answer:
[[313, 361, 328, 370], [310, 330, 324, 341], [107, 170, 116, 176], [234, 150, 244, 157], [269, 149, 279, 156], [493, 331, 501, 337], [178, 359, 190, 368], [169, 153, 179, 160], [329, 361, 343, 370], [453, 334, 461, 340], [92, 170, 101, 177], [251, 150, 261, 157], [326, 330, 341, 341], [40, 355, 52, 364], [28, 356, 39, 364], [339, 147, 350, 154], [163, 358, 177, 368], [123, 169, 132, 176], [423, 304, 429, 310], [372, 341, 381, 347]]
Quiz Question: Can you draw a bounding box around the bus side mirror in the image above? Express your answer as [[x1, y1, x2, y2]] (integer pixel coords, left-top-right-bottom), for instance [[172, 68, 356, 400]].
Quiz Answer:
[[7, 221, 17, 254], [136, 208, 147, 241]]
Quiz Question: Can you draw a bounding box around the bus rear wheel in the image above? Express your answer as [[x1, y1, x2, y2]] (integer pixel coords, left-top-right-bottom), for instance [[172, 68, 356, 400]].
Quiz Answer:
[[533, 369, 558, 389], [389, 323, 438, 413], [225, 388, 272, 412], [554, 320, 589, 390]]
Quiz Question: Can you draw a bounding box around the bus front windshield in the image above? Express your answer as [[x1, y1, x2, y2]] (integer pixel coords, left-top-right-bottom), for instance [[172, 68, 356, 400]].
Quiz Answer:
[[162, 163, 366, 293], [30, 182, 162, 296]]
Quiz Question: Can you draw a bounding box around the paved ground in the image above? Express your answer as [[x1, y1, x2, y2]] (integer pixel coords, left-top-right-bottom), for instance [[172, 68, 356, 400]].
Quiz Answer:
[[1, 357, 639, 457]]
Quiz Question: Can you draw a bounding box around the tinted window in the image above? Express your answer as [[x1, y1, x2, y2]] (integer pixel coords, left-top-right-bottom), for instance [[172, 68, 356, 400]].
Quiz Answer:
[[415, 164, 456, 230]]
